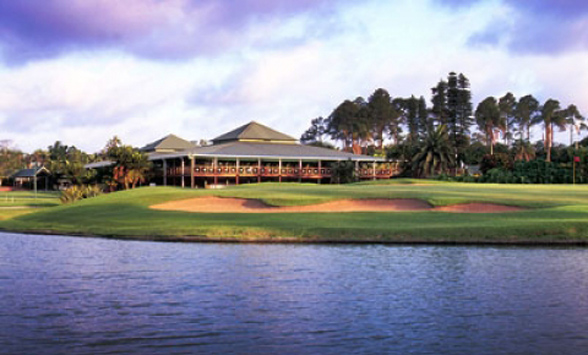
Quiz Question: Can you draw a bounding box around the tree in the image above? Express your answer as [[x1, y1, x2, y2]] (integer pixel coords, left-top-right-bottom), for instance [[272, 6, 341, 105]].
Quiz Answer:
[[101, 136, 122, 158], [475, 97, 502, 155], [327, 98, 371, 154], [431, 80, 449, 126], [538, 99, 565, 162], [514, 95, 540, 141], [0, 140, 25, 185], [431, 72, 473, 167], [300, 117, 328, 144], [47, 141, 95, 186], [367, 88, 398, 149], [106, 144, 152, 190], [498, 92, 517, 145], [412, 125, 455, 177], [397, 95, 430, 145], [512, 138, 535, 162], [27, 149, 49, 168], [562, 104, 586, 147]]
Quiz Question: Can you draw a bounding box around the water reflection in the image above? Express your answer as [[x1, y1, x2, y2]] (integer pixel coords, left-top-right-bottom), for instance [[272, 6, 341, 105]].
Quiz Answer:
[[0, 233, 587, 354]]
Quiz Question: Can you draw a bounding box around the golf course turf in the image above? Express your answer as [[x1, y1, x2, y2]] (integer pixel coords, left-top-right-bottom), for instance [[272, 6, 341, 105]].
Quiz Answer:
[[1, 180, 588, 244]]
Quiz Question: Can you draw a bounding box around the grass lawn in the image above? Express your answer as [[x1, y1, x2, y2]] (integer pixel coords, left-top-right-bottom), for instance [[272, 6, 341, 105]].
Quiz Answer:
[[0, 191, 61, 208], [2, 180, 588, 244]]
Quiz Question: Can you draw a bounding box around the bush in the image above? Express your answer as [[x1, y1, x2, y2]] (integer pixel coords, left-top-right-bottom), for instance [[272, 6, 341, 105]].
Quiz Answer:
[[330, 160, 356, 184], [480, 153, 512, 174], [60, 185, 103, 204], [482, 168, 514, 183]]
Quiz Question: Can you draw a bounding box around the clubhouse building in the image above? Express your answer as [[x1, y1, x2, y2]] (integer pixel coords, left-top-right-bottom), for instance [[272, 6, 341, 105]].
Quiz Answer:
[[88, 121, 399, 188], [144, 121, 398, 188]]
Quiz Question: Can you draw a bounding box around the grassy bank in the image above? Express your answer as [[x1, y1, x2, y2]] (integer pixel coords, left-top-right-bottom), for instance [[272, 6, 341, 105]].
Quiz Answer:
[[2, 180, 588, 244]]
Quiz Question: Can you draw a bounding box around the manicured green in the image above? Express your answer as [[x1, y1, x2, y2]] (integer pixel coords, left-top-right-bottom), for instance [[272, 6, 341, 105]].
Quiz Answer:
[[2, 180, 588, 244]]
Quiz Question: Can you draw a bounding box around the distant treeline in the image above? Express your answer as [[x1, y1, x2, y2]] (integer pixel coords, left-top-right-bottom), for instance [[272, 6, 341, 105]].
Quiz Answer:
[[301, 72, 585, 178]]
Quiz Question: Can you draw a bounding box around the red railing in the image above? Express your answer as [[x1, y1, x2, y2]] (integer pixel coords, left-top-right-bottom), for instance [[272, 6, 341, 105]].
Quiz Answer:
[[166, 164, 397, 179]]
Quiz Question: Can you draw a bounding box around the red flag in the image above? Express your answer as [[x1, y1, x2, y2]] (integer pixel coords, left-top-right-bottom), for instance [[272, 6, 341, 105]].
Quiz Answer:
[[574, 156, 581, 163]]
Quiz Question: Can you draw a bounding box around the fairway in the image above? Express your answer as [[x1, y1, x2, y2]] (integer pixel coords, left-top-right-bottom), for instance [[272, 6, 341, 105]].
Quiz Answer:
[[2, 180, 588, 244], [0, 190, 61, 208]]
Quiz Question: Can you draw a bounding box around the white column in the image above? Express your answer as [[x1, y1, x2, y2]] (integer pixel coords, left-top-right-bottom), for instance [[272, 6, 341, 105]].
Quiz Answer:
[[236, 158, 240, 185], [190, 156, 195, 189], [181, 159, 185, 188]]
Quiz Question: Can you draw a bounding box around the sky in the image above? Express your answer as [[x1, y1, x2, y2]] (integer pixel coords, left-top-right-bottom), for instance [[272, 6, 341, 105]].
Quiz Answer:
[[0, 0, 587, 153]]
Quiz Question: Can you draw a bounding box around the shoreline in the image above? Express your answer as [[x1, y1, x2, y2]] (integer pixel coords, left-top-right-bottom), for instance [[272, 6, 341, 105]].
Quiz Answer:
[[2, 228, 587, 247]]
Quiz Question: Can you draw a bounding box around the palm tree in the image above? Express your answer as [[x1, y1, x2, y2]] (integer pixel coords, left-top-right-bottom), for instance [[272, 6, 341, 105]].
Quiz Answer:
[[412, 125, 455, 177], [499, 92, 517, 145], [563, 104, 586, 147], [512, 138, 535, 162], [514, 95, 540, 141], [475, 97, 503, 155], [537, 99, 565, 162]]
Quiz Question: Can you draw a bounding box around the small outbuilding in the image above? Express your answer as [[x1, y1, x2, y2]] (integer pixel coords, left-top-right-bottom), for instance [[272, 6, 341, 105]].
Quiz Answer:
[[11, 166, 51, 191]]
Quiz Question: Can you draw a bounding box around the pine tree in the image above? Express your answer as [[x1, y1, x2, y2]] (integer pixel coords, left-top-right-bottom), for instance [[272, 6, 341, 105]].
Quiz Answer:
[[431, 72, 473, 168]]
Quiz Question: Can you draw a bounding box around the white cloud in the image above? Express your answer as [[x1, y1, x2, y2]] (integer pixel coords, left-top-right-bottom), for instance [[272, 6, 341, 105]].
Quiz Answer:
[[0, 0, 586, 152]]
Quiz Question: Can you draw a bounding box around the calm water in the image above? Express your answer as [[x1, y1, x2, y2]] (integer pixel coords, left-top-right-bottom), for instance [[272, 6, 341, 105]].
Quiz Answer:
[[1, 232, 588, 354]]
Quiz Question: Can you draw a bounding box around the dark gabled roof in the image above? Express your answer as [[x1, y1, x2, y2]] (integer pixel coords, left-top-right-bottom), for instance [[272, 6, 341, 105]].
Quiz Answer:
[[11, 166, 50, 178], [140, 134, 196, 152], [150, 141, 383, 162], [85, 160, 115, 169], [211, 121, 297, 144]]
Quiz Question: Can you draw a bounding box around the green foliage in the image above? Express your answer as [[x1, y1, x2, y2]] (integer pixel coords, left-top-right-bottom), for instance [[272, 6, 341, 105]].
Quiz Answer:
[[368, 88, 399, 148], [514, 95, 540, 141], [329, 160, 357, 184], [498, 92, 517, 144], [462, 141, 488, 165], [432, 72, 473, 162], [537, 99, 565, 162], [480, 153, 512, 174], [60, 185, 103, 204], [475, 96, 502, 154], [104, 142, 152, 190], [47, 141, 96, 187], [300, 117, 328, 144], [386, 140, 419, 177], [412, 125, 455, 177], [327, 99, 370, 154], [0, 140, 26, 180]]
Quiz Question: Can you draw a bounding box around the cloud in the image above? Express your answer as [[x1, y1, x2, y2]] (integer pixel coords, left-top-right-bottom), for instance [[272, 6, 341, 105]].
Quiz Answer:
[[0, 0, 346, 64], [437, 0, 588, 54]]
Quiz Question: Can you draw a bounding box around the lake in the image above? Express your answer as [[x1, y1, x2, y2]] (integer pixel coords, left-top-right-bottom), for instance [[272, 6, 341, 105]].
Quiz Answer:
[[1, 232, 587, 354]]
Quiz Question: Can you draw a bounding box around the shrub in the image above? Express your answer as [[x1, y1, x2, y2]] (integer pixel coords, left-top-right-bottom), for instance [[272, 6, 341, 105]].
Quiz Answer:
[[60, 185, 103, 204], [330, 160, 356, 184], [482, 168, 513, 183], [480, 153, 512, 174]]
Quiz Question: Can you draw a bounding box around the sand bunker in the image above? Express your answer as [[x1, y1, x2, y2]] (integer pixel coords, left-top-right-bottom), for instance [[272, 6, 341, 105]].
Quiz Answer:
[[151, 196, 525, 214], [434, 203, 525, 213]]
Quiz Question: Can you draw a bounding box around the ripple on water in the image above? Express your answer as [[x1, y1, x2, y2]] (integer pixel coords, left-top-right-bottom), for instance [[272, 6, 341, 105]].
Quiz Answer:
[[1, 233, 588, 354]]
